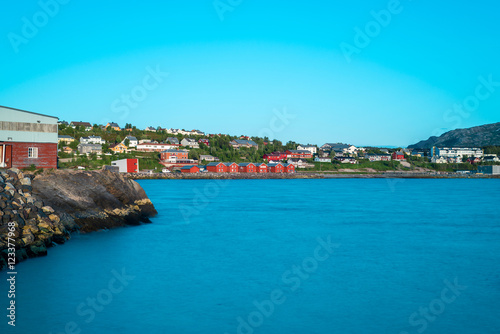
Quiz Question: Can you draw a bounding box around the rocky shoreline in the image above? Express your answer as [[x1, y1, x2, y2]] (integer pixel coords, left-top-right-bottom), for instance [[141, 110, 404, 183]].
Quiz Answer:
[[0, 168, 157, 270]]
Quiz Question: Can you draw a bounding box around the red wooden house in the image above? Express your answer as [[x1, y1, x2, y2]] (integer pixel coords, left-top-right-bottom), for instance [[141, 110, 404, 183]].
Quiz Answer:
[[286, 150, 313, 159], [224, 162, 239, 173], [206, 162, 226, 173], [254, 163, 268, 173], [181, 165, 200, 173], [268, 163, 284, 173], [238, 163, 256, 173], [283, 163, 295, 173], [263, 152, 287, 162], [392, 150, 405, 161]]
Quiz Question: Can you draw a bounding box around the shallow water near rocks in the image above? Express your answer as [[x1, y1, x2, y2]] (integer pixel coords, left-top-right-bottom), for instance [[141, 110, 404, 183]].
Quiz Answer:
[[1, 179, 500, 333]]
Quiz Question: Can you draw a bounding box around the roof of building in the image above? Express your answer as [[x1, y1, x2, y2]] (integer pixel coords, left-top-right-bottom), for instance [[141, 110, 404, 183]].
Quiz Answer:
[[125, 136, 137, 140], [206, 162, 223, 166], [58, 135, 74, 139], [107, 122, 119, 127], [0, 105, 59, 119], [71, 121, 92, 127], [238, 163, 255, 167], [180, 165, 199, 170], [231, 139, 258, 146], [288, 150, 311, 154], [161, 149, 188, 153]]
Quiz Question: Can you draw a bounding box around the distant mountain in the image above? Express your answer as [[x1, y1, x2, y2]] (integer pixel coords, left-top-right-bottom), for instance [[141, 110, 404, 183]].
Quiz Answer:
[[408, 122, 500, 149]]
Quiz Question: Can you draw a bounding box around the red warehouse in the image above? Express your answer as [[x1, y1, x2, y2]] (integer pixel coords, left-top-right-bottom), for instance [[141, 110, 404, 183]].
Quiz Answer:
[[268, 163, 284, 173], [284, 163, 296, 173], [224, 162, 239, 173], [254, 163, 268, 173], [238, 163, 256, 173], [0, 105, 58, 169], [181, 165, 200, 173], [111, 158, 139, 173], [206, 162, 227, 173]]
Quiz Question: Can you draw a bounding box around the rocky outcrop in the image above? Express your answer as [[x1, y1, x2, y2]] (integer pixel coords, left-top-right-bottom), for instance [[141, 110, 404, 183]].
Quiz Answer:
[[0, 168, 157, 270]]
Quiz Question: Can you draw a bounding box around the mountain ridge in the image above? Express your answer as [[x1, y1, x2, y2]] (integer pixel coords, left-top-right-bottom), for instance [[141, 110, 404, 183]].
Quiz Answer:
[[408, 122, 500, 149]]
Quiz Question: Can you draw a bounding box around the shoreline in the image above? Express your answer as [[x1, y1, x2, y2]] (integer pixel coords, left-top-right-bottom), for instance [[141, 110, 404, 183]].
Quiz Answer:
[[126, 171, 500, 180]]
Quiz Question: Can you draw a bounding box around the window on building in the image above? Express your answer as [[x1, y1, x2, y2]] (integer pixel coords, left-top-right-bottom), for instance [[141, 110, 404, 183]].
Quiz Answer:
[[28, 147, 38, 158]]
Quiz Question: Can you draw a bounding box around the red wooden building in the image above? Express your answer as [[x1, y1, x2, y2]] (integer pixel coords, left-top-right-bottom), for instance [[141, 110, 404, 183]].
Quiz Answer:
[[392, 150, 405, 161], [263, 152, 287, 162], [238, 163, 256, 173], [0, 106, 58, 169], [268, 163, 284, 173], [181, 165, 200, 173], [286, 150, 313, 159], [206, 162, 226, 173], [284, 163, 296, 173], [254, 163, 268, 173], [224, 162, 239, 173]]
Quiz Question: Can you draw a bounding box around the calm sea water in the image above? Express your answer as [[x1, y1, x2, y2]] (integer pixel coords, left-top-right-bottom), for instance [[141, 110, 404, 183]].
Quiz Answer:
[[1, 179, 500, 334]]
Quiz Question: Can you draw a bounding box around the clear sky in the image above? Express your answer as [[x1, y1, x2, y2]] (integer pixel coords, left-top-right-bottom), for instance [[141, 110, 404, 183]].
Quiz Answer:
[[1, 0, 499, 147]]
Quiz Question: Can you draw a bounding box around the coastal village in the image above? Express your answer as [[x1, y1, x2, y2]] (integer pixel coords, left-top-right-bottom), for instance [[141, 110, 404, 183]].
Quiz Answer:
[[1, 105, 499, 175]]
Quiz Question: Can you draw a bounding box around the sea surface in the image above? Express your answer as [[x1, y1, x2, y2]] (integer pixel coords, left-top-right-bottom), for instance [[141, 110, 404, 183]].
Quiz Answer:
[[1, 179, 500, 334]]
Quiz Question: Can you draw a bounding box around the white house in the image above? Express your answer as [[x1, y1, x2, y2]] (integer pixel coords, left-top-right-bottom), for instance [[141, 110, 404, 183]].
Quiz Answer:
[[122, 136, 138, 147], [80, 135, 106, 145], [314, 157, 331, 163], [297, 145, 317, 155], [431, 156, 448, 164], [432, 147, 483, 158], [144, 126, 157, 132], [136, 143, 180, 152], [181, 138, 199, 148]]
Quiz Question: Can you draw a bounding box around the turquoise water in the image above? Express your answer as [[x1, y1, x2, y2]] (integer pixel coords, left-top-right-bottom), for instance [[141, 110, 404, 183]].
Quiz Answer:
[[1, 179, 500, 333]]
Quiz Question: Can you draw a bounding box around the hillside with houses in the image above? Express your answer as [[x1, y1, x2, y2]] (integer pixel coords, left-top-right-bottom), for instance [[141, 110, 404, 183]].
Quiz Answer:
[[53, 120, 500, 175]]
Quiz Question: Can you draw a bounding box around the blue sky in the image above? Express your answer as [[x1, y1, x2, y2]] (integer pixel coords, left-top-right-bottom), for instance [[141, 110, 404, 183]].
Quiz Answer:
[[1, 0, 499, 147]]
